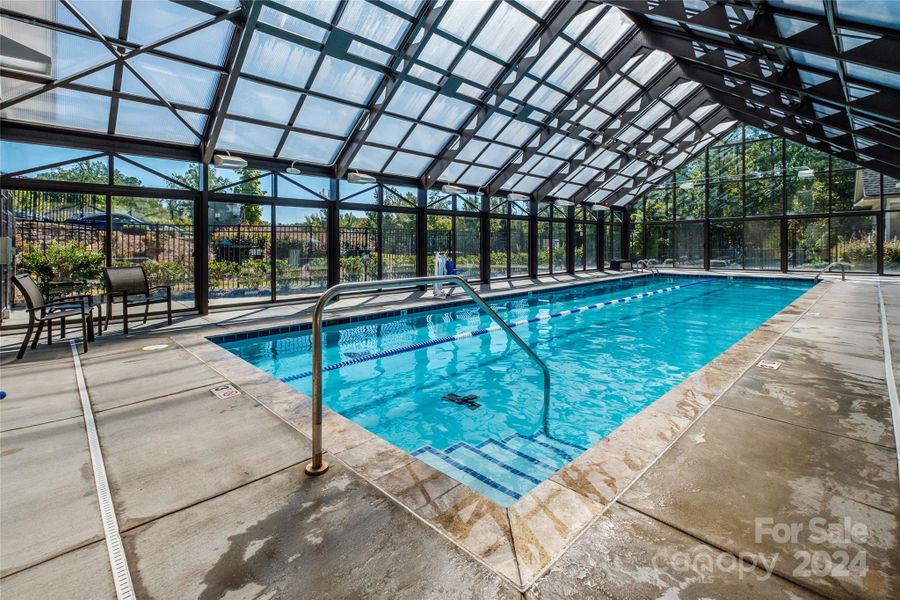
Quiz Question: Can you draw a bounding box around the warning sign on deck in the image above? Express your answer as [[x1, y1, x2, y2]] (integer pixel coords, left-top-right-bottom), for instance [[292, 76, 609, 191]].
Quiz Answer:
[[211, 384, 241, 399]]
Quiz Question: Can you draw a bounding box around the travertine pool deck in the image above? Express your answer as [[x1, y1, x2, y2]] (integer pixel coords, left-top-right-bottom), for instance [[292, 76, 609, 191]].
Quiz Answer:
[[1, 271, 897, 599]]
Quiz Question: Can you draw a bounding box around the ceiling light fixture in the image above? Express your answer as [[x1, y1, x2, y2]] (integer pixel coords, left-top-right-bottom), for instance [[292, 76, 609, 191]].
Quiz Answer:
[[213, 151, 248, 169], [797, 167, 815, 179], [507, 192, 529, 202], [590, 204, 610, 211], [554, 199, 575, 206], [442, 184, 468, 194], [347, 171, 377, 184], [285, 161, 302, 175], [678, 181, 695, 190]]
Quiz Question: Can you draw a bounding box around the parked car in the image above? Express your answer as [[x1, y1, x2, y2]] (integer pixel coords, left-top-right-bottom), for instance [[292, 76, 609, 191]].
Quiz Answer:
[[64, 212, 187, 235], [14, 210, 53, 222]]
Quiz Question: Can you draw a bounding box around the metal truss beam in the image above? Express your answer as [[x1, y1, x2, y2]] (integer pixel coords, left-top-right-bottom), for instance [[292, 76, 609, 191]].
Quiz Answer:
[[333, 0, 448, 180], [419, 0, 586, 188], [604, 0, 900, 73], [483, 31, 646, 196], [202, 0, 263, 163]]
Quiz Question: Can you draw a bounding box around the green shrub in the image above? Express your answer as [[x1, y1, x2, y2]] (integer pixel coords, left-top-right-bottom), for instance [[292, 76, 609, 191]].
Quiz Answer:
[[18, 242, 105, 298]]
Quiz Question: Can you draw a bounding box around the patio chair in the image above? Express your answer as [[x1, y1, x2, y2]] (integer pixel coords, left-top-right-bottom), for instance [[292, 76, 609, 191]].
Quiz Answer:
[[11, 274, 95, 359], [103, 266, 172, 334]]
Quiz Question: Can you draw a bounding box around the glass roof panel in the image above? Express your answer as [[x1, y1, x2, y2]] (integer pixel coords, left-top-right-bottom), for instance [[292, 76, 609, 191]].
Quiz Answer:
[[518, 0, 554, 18], [243, 30, 319, 88], [403, 124, 452, 154], [229, 78, 298, 124], [422, 94, 474, 129], [115, 100, 201, 144], [2, 88, 110, 133], [597, 79, 639, 113], [127, 0, 212, 45], [384, 151, 432, 177], [438, 0, 491, 41], [384, 0, 424, 17], [128, 54, 218, 108], [157, 19, 234, 66], [527, 85, 565, 111], [386, 82, 434, 119], [546, 47, 596, 89], [457, 164, 495, 186], [217, 119, 283, 156], [339, 1, 409, 48], [310, 57, 381, 103], [0, 78, 44, 104], [530, 157, 564, 177], [844, 62, 900, 90], [367, 115, 414, 146], [295, 96, 364, 136], [497, 121, 538, 146], [56, 0, 122, 39], [418, 34, 463, 70], [454, 51, 503, 87], [438, 161, 467, 182], [662, 81, 700, 106], [478, 113, 511, 139], [472, 2, 536, 62], [350, 145, 393, 171], [628, 50, 672, 85], [279, 131, 343, 164], [1, 18, 110, 82], [580, 8, 634, 59], [529, 38, 570, 79], [511, 174, 543, 192], [787, 49, 838, 73], [478, 144, 517, 167], [634, 101, 671, 129], [456, 139, 486, 162], [836, 0, 900, 29], [260, 5, 328, 43]]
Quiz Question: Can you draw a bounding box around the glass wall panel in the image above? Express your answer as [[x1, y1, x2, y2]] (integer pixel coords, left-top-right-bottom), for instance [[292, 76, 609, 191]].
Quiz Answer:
[[537, 221, 551, 273], [709, 221, 743, 269], [831, 214, 877, 272], [490, 218, 510, 279], [708, 179, 742, 218], [644, 185, 672, 221], [381, 211, 417, 279], [744, 220, 781, 270], [111, 196, 194, 306], [886, 212, 900, 274], [275, 206, 327, 298], [426, 214, 453, 269], [208, 201, 272, 305], [605, 215, 622, 264], [675, 182, 704, 220], [456, 216, 481, 280], [831, 168, 863, 212], [787, 218, 828, 270], [787, 171, 829, 214], [574, 222, 586, 269], [745, 137, 782, 176], [552, 221, 567, 273], [629, 220, 643, 260], [584, 223, 598, 269], [12, 190, 107, 302], [645, 224, 673, 266], [745, 177, 782, 216], [675, 222, 704, 267], [510, 219, 529, 276], [339, 210, 378, 282]]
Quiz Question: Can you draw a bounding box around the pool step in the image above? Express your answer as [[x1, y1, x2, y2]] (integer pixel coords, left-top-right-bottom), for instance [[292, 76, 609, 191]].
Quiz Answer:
[[411, 433, 587, 506]]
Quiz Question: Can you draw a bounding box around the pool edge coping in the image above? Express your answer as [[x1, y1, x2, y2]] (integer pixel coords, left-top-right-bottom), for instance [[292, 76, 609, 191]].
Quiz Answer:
[[172, 272, 829, 592]]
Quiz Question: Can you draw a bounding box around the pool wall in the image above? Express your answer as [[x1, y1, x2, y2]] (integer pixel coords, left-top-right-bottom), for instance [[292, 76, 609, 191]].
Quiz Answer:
[[175, 270, 830, 589]]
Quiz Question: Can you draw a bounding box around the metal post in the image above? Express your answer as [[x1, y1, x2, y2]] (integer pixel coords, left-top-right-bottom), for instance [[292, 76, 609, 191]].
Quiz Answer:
[[305, 274, 552, 476]]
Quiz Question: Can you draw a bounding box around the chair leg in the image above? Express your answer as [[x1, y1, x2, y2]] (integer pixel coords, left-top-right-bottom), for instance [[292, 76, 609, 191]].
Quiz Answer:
[[87, 312, 95, 342], [167, 290, 172, 325], [32, 320, 45, 349], [105, 298, 112, 331], [47, 320, 52, 345], [82, 315, 89, 353], [122, 297, 129, 335], [142, 301, 149, 325], [61, 316, 67, 339], [17, 317, 35, 360], [96, 304, 103, 337]]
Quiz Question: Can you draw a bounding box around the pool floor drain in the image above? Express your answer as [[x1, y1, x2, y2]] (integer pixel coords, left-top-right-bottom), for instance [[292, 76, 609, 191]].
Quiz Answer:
[[442, 393, 480, 410]]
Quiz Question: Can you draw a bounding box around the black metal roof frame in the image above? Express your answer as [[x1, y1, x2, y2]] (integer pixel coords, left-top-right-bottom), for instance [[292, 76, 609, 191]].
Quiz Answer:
[[1, 0, 897, 206]]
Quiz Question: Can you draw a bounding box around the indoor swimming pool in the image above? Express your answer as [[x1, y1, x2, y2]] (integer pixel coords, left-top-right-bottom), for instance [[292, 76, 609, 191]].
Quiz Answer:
[[219, 274, 813, 505]]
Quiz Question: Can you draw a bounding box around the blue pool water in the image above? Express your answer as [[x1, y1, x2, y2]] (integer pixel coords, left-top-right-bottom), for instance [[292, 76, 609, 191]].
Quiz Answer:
[[220, 274, 812, 505]]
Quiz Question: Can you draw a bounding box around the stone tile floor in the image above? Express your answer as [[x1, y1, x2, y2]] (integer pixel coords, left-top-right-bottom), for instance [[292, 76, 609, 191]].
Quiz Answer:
[[0, 272, 897, 599]]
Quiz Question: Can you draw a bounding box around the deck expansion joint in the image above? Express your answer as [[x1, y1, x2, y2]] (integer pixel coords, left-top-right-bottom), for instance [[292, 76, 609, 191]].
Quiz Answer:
[[876, 282, 900, 487]]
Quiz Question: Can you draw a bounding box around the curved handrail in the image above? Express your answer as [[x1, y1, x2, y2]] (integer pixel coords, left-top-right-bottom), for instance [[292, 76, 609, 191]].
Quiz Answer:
[[814, 262, 846, 282], [305, 275, 552, 476], [636, 259, 659, 275]]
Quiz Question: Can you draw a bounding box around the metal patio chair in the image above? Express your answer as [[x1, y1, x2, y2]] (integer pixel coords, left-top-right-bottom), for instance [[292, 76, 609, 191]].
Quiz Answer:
[[12, 273, 95, 359], [103, 266, 172, 334]]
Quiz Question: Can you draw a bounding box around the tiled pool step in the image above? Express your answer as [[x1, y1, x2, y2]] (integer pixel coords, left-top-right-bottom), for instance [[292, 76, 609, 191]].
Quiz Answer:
[[412, 433, 587, 505]]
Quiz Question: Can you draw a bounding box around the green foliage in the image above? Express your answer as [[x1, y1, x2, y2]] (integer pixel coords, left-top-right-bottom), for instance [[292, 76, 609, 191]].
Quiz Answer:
[[18, 242, 105, 297], [884, 239, 900, 267], [35, 159, 142, 186]]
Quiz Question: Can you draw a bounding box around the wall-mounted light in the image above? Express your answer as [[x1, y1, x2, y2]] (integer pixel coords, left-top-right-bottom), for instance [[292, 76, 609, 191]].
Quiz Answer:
[[678, 181, 695, 190], [590, 204, 611, 211], [554, 199, 575, 206], [797, 167, 815, 179], [507, 192, 529, 202], [213, 151, 247, 169], [285, 161, 301, 175], [347, 171, 377, 184], [441, 184, 467, 194]]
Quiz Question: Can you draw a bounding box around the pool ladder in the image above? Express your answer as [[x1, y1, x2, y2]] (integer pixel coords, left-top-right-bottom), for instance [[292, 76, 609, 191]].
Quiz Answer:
[[636, 259, 660, 275], [814, 262, 846, 282], [304, 275, 552, 476]]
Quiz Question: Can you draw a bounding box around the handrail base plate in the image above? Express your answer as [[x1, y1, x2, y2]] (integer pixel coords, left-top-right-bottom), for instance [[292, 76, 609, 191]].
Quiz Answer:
[[305, 461, 330, 476]]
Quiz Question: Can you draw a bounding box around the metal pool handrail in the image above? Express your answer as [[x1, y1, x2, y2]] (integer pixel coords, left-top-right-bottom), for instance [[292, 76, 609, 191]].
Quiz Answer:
[[305, 275, 552, 476], [636, 259, 659, 275], [814, 262, 846, 282]]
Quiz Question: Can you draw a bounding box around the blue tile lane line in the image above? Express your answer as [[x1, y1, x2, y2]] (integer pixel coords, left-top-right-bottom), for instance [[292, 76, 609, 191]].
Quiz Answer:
[[278, 278, 716, 384], [412, 445, 522, 501]]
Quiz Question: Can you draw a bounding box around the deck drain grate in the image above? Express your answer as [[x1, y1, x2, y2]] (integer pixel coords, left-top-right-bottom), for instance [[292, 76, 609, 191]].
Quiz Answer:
[[757, 360, 782, 370], [442, 393, 480, 410]]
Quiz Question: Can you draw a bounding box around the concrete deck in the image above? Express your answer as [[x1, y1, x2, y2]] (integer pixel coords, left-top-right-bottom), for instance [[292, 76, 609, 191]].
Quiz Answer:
[[1, 272, 897, 599]]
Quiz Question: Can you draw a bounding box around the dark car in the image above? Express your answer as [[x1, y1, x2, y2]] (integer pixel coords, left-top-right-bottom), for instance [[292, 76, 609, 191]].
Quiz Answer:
[[65, 212, 187, 235]]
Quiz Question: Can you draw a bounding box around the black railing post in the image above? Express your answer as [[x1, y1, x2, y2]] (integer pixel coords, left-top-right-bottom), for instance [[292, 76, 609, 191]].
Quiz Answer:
[[416, 187, 428, 277], [529, 199, 538, 278], [196, 164, 209, 315], [480, 194, 490, 284], [328, 179, 340, 287]]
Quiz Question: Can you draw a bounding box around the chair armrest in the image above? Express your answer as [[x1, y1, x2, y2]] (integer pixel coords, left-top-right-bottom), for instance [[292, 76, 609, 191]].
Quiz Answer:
[[148, 285, 171, 292], [46, 294, 93, 306]]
